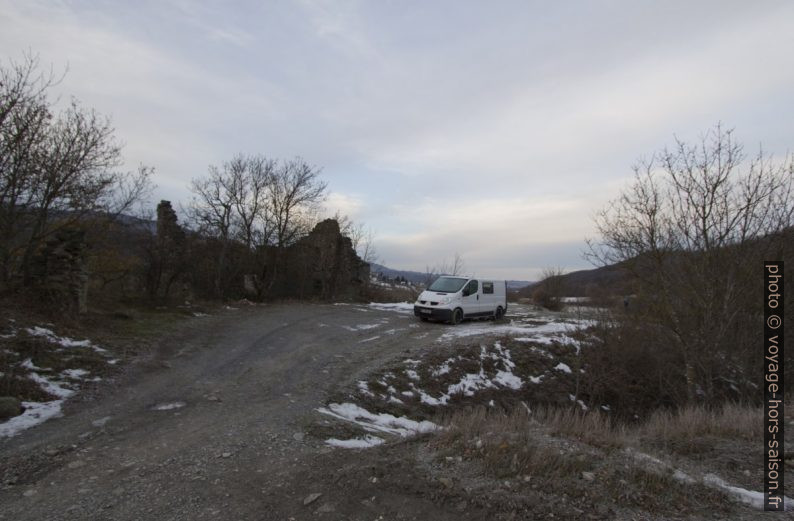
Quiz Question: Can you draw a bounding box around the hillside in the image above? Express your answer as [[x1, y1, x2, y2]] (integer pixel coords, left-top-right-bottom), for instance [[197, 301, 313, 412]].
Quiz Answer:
[[516, 262, 631, 298]]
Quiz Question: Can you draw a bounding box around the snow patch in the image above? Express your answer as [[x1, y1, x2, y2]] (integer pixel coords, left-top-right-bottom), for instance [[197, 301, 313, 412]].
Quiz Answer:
[[368, 302, 414, 314], [342, 323, 381, 332], [152, 401, 186, 411], [0, 401, 64, 438], [325, 435, 385, 449], [25, 326, 106, 353], [357, 381, 374, 397], [317, 402, 439, 437], [494, 370, 523, 390], [28, 372, 75, 399]]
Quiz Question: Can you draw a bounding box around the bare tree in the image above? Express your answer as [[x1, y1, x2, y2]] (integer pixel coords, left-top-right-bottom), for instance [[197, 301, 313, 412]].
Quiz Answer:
[[0, 54, 151, 290], [227, 154, 276, 250], [423, 252, 467, 287], [450, 252, 466, 276], [587, 124, 794, 402], [188, 165, 236, 297], [269, 158, 327, 248], [436, 252, 466, 277], [336, 213, 378, 264], [265, 157, 327, 290]]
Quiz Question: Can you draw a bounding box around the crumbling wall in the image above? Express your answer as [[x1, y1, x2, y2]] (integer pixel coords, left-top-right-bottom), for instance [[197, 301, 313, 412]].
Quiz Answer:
[[264, 219, 369, 301], [28, 228, 88, 313]]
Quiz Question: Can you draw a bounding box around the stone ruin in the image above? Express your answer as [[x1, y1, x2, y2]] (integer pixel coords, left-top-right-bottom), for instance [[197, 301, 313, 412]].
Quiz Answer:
[[263, 219, 370, 301], [28, 228, 89, 313]]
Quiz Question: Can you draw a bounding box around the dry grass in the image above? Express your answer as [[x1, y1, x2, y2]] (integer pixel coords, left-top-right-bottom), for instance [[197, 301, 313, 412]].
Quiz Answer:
[[639, 403, 761, 454], [435, 406, 595, 480], [534, 406, 628, 449], [433, 404, 733, 516]]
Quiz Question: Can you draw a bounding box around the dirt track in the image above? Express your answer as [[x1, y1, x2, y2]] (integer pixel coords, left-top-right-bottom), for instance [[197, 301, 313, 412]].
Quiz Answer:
[[0, 303, 501, 520]]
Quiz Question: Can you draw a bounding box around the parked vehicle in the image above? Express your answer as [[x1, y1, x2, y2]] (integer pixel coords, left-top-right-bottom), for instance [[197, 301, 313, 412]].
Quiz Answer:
[[413, 276, 507, 324]]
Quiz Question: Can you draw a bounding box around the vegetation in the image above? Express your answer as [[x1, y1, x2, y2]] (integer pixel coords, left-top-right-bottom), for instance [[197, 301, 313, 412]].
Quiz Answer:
[[585, 124, 794, 405], [530, 266, 565, 310], [0, 54, 374, 312], [0, 54, 151, 296]]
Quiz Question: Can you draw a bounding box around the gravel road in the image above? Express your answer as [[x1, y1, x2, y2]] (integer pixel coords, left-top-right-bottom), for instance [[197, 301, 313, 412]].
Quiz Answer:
[[0, 303, 482, 520]]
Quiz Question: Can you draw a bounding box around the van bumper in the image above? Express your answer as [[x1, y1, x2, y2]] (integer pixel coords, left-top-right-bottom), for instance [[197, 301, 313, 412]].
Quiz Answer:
[[413, 305, 453, 321]]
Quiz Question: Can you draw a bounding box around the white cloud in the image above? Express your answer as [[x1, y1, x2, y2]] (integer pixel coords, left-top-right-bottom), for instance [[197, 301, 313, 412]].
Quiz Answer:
[[323, 191, 363, 218]]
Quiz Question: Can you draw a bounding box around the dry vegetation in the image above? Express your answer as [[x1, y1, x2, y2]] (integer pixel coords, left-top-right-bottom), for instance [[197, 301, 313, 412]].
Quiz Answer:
[[429, 404, 742, 518]]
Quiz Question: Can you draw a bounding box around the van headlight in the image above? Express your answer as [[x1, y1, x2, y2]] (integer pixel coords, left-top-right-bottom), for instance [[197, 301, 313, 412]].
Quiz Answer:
[[439, 296, 451, 304]]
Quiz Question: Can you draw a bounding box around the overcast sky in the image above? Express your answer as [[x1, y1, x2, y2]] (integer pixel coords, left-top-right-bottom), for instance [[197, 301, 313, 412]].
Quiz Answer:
[[2, 1, 793, 280]]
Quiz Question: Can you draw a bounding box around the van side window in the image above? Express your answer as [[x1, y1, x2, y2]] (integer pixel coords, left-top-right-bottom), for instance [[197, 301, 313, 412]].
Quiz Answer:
[[466, 280, 478, 295], [483, 281, 494, 294]]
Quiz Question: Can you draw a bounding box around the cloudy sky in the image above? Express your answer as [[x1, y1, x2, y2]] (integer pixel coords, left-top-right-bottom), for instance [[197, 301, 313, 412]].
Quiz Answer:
[[2, 1, 793, 280]]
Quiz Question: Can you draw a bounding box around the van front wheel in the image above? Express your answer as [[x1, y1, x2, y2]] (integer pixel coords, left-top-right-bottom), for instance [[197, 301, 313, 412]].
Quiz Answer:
[[451, 308, 463, 325], [495, 306, 504, 320]]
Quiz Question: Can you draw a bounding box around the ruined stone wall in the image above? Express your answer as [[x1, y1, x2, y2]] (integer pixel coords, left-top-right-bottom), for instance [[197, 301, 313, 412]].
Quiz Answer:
[[28, 228, 88, 313], [265, 219, 369, 301]]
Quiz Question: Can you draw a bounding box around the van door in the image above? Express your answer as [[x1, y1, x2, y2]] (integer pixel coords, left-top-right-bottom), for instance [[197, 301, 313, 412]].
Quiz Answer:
[[461, 279, 480, 317], [481, 281, 496, 315]]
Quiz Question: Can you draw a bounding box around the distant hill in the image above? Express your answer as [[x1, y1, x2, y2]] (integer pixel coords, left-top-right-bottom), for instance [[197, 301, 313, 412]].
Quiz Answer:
[[370, 263, 427, 284], [516, 262, 631, 298], [370, 263, 532, 289]]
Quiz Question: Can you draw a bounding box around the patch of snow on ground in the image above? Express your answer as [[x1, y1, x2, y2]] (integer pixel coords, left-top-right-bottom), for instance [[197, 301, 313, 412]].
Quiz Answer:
[[494, 370, 522, 389], [20, 358, 45, 371], [28, 372, 75, 399], [357, 381, 374, 397], [413, 386, 448, 406], [447, 368, 496, 397], [627, 448, 793, 511], [152, 401, 186, 411], [61, 368, 89, 379], [0, 401, 64, 438], [326, 435, 385, 449], [359, 335, 380, 343], [342, 323, 381, 331], [25, 326, 107, 353], [405, 369, 420, 380], [438, 319, 594, 341], [702, 474, 793, 511], [92, 416, 111, 427], [431, 358, 455, 376], [555, 362, 572, 373], [317, 402, 439, 437], [561, 297, 590, 303], [368, 302, 414, 314]]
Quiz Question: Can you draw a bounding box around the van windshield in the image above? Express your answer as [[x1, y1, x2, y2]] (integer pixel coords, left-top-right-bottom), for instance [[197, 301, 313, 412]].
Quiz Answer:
[[428, 277, 467, 293]]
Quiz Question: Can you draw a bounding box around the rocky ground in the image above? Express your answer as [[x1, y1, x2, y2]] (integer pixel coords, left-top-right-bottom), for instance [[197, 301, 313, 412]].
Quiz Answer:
[[0, 302, 789, 520]]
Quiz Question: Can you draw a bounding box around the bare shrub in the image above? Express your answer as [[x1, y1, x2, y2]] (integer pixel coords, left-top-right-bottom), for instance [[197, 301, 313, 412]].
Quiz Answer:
[[586, 124, 794, 404], [579, 315, 687, 418], [531, 267, 565, 310]]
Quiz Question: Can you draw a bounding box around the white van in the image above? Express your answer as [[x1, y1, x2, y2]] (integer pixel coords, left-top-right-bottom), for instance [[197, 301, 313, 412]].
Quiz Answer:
[[413, 276, 507, 324]]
